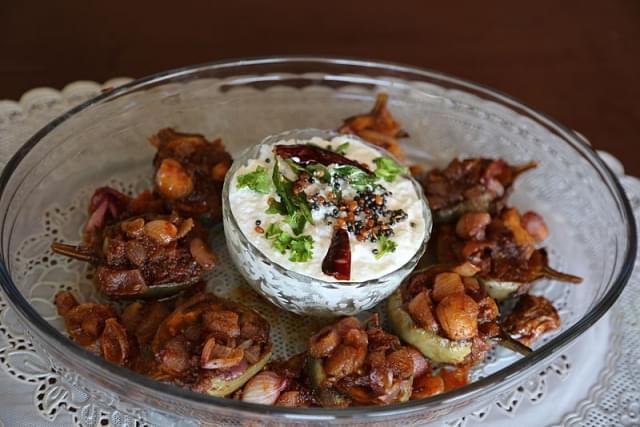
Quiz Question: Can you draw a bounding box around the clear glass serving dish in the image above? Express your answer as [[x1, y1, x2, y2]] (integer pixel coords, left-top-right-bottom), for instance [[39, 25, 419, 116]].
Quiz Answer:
[[0, 57, 635, 426]]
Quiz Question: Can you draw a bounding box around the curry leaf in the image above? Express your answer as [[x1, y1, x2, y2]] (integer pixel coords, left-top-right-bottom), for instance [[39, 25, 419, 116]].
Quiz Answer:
[[270, 159, 314, 234], [333, 165, 379, 191]]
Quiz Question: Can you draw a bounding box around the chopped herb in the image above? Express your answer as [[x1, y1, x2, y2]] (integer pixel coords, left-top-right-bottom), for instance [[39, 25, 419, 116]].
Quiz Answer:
[[375, 235, 397, 259], [305, 164, 330, 183], [335, 142, 350, 155], [269, 160, 313, 235], [264, 223, 313, 262], [288, 235, 314, 262], [374, 157, 408, 183], [285, 210, 307, 235], [265, 223, 282, 239], [333, 165, 379, 191], [237, 166, 272, 194]]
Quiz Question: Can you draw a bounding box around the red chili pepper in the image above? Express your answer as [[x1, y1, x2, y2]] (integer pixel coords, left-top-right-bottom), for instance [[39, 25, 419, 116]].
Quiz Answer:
[[322, 228, 351, 280], [273, 144, 372, 174]]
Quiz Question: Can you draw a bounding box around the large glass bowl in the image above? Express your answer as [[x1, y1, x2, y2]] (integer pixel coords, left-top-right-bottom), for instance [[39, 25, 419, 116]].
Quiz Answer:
[[0, 57, 635, 426]]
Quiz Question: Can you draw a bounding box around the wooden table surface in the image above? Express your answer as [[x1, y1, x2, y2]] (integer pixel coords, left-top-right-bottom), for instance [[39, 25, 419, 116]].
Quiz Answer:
[[2, 1, 639, 175]]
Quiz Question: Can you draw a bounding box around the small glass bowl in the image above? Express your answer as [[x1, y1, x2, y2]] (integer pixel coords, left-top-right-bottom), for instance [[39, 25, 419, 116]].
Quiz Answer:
[[222, 128, 432, 316]]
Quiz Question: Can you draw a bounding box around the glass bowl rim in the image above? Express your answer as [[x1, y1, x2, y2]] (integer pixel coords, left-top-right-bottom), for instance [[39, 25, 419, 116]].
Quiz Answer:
[[222, 127, 430, 287], [0, 55, 636, 420]]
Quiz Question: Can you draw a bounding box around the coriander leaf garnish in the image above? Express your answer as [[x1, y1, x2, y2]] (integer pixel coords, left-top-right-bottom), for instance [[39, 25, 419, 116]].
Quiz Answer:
[[288, 235, 314, 262], [285, 210, 307, 235], [375, 235, 397, 259], [264, 223, 313, 262], [265, 222, 283, 239], [335, 142, 350, 155], [237, 166, 272, 194], [269, 159, 314, 235], [374, 157, 408, 183]]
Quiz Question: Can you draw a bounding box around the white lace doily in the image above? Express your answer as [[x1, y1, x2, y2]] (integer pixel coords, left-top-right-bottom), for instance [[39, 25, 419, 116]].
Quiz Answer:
[[0, 79, 638, 427]]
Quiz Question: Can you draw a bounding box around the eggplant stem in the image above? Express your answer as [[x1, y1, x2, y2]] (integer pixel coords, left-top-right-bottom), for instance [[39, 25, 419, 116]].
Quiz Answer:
[[372, 93, 388, 114], [496, 329, 532, 356], [541, 266, 583, 284], [512, 160, 539, 177], [51, 242, 98, 263]]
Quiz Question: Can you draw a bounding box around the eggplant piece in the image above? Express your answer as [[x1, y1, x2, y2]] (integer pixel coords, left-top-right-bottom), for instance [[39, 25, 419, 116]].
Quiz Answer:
[[434, 210, 582, 302], [151, 128, 232, 223], [52, 241, 199, 299], [205, 350, 272, 397], [308, 357, 330, 388], [54, 291, 140, 367], [387, 290, 472, 364], [502, 294, 561, 347], [315, 387, 352, 408], [389, 264, 533, 363], [336, 380, 412, 405], [425, 159, 538, 224], [480, 249, 582, 302], [307, 316, 415, 406], [307, 357, 351, 407], [51, 214, 215, 300], [431, 192, 497, 225], [154, 292, 273, 397], [308, 357, 412, 406]]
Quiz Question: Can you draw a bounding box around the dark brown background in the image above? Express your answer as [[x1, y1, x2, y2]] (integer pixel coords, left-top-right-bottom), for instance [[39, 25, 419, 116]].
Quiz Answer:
[[2, 1, 639, 174]]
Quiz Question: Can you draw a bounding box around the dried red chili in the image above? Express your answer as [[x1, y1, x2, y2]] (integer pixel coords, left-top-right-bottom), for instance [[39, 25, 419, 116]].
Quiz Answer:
[[322, 229, 351, 280], [274, 144, 372, 174]]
